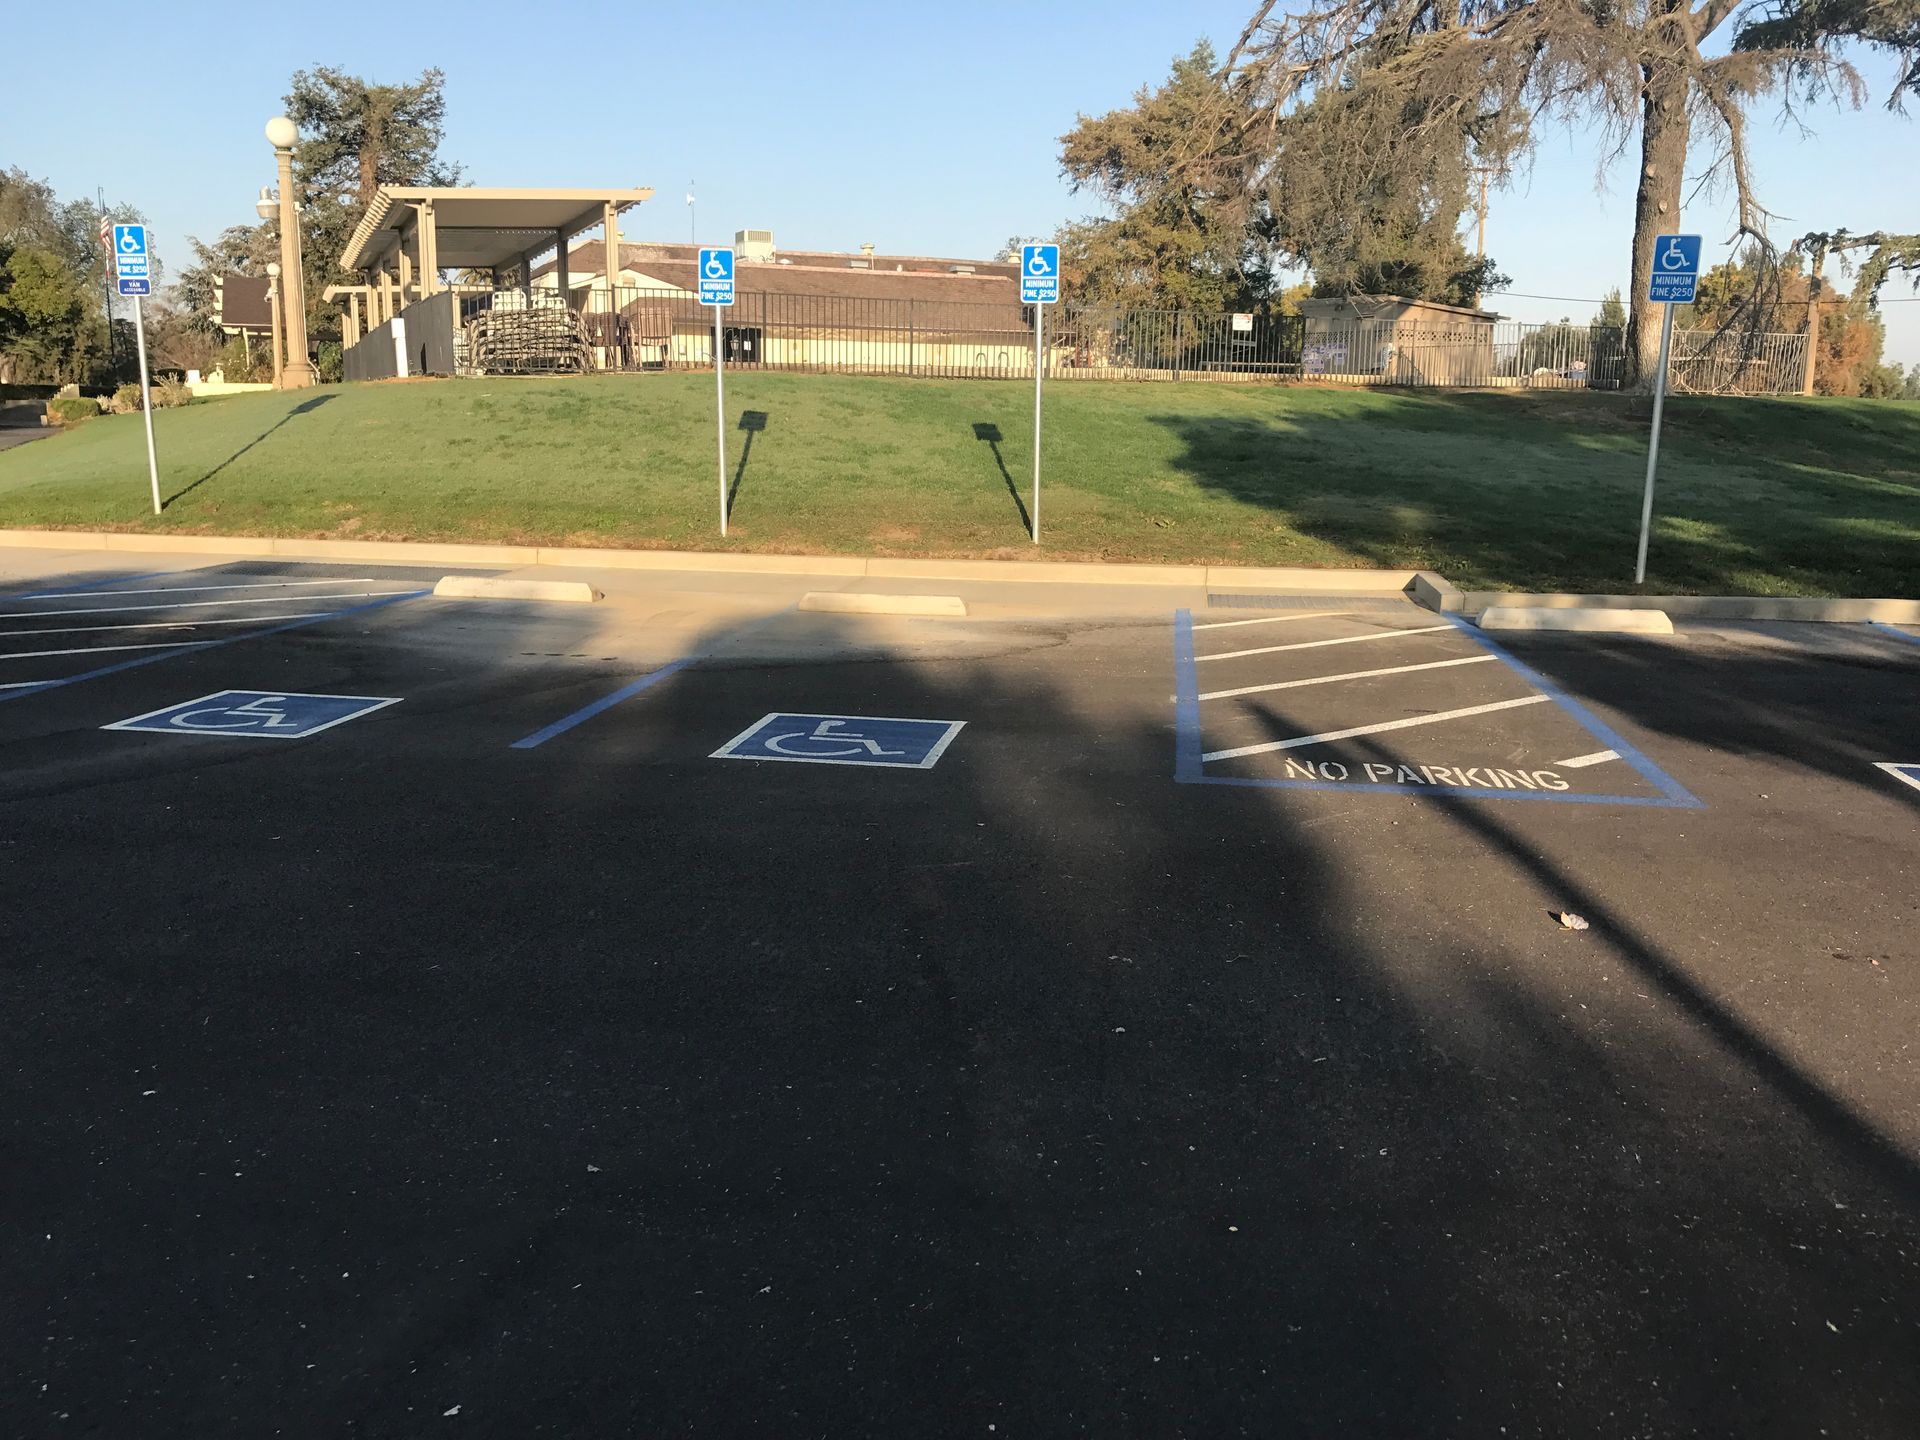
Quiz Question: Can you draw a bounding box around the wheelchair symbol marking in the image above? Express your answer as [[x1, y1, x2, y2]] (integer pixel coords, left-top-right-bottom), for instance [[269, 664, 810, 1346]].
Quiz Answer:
[[711, 712, 966, 770]]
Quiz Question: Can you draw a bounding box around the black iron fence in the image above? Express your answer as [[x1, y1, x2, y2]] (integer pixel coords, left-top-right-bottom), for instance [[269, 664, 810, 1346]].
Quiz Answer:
[[384, 285, 1807, 394]]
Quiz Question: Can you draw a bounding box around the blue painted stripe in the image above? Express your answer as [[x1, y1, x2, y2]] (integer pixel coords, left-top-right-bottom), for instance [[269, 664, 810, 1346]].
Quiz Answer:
[[1442, 615, 1705, 809], [1868, 621, 1920, 648], [8, 569, 184, 601], [1188, 771, 1697, 808], [0, 590, 427, 705], [509, 658, 695, 750], [1171, 609, 1205, 783]]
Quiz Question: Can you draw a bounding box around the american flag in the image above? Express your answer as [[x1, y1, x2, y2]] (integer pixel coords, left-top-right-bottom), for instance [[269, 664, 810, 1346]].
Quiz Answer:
[[99, 211, 113, 277]]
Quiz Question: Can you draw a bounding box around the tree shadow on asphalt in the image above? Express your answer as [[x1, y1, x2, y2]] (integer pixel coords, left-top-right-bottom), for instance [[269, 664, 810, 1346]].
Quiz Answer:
[[162, 393, 335, 510], [3, 579, 1917, 1436], [1143, 397, 1920, 597]]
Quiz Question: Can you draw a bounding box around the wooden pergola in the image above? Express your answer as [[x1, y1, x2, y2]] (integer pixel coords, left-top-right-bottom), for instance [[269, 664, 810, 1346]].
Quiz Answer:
[[336, 185, 654, 342]]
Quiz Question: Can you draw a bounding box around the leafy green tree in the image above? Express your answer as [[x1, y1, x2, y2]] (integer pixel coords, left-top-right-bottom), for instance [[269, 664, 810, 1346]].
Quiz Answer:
[[1056, 42, 1504, 309], [285, 66, 462, 342], [183, 68, 462, 348], [0, 168, 143, 385], [1223, 0, 1918, 387], [1057, 44, 1276, 310]]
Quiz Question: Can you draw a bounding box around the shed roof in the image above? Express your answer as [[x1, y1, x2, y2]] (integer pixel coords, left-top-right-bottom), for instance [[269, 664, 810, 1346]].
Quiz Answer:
[[341, 186, 654, 272], [1298, 294, 1503, 322], [537, 240, 1021, 284]]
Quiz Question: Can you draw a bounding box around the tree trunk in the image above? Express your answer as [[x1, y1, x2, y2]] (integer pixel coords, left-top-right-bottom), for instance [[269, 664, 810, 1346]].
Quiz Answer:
[[1626, 58, 1691, 391]]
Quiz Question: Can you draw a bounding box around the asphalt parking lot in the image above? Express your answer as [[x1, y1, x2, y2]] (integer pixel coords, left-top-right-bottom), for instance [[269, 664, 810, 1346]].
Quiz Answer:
[[3, 553, 1917, 1438]]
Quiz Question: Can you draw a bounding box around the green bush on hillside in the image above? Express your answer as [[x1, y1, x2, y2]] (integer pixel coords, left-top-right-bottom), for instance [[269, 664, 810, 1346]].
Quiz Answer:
[[45, 395, 100, 426]]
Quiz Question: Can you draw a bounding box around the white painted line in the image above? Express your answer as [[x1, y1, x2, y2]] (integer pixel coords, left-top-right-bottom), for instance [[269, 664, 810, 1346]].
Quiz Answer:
[[0, 640, 200, 661], [19, 578, 380, 600], [1202, 694, 1552, 762], [0, 680, 45, 689], [0, 613, 329, 638], [1557, 749, 1621, 769], [0, 591, 415, 620], [1197, 624, 1453, 663], [1198, 653, 1496, 702], [1192, 610, 1346, 631]]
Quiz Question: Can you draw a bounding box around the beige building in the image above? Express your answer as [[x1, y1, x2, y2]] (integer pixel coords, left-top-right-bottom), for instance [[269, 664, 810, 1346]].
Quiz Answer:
[[523, 233, 1035, 375], [1296, 296, 1502, 385]]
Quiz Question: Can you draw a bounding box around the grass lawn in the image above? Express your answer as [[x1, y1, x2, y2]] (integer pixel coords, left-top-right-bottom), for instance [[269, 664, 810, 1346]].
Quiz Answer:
[[0, 372, 1914, 595]]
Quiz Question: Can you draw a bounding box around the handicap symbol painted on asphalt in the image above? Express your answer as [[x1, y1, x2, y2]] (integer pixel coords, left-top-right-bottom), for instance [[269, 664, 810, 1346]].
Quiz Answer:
[[1875, 762, 1920, 794], [103, 690, 402, 739], [710, 713, 965, 769]]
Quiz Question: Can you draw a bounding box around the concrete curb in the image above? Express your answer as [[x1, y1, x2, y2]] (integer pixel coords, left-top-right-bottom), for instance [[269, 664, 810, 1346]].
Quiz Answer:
[[432, 576, 601, 604], [0, 528, 1909, 621], [1480, 605, 1675, 635], [0, 529, 1410, 591], [798, 591, 968, 617], [1455, 590, 1920, 624]]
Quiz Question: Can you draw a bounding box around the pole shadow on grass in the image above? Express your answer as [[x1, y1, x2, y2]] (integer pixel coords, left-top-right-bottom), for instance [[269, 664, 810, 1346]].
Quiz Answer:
[[163, 393, 335, 510], [727, 410, 769, 515], [971, 422, 1032, 535]]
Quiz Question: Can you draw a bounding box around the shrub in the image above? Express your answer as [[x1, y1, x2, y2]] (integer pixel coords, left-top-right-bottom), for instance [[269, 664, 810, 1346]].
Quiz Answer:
[[315, 341, 343, 383], [45, 395, 101, 426], [111, 382, 144, 414], [219, 335, 267, 384], [153, 377, 192, 408]]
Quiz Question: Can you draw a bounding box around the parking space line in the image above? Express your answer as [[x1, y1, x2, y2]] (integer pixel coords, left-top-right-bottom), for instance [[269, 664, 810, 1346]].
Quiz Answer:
[[1868, 621, 1920, 648], [509, 609, 792, 751], [1196, 625, 1452, 663], [1196, 654, 1495, 702], [1443, 616, 1703, 808], [0, 591, 418, 620], [1191, 611, 1345, 631], [0, 591, 427, 705], [1202, 695, 1550, 762], [509, 658, 697, 750], [0, 614, 331, 638], [0, 641, 199, 661], [14, 577, 383, 600], [1558, 749, 1620, 769], [9, 570, 185, 601]]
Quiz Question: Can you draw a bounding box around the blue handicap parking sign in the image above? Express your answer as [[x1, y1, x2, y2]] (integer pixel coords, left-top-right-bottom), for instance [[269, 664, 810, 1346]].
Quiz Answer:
[[103, 690, 401, 739], [711, 713, 966, 769], [117, 276, 151, 297], [1647, 234, 1702, 304], [1021, 244, 1060, 305], [699, 247, 735, 306]]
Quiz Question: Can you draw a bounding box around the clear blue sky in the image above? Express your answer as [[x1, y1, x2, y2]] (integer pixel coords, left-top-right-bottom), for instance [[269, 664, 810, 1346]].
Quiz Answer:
[[4, 0, 1914, 363]]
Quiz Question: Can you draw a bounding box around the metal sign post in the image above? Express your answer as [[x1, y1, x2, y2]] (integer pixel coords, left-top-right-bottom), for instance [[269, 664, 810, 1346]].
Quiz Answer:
[[114, 224, 161, 516], [1636, 233, 1701, 584], [1020, 244, 1060, 544], [699, 247, 736, 535]]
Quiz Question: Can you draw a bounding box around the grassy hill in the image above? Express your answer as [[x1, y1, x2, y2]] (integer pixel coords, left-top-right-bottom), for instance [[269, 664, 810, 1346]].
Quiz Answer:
[[0, 373, 1914, 596]]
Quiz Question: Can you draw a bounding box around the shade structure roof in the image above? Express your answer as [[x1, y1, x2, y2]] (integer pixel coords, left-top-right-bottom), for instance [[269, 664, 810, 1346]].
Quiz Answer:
[[341, 186, 655, 273]]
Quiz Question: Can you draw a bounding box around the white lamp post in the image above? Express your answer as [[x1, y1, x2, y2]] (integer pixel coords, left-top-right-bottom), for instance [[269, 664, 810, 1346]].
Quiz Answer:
[[264, 116, 315, 388], [265, 262, 284, 388]]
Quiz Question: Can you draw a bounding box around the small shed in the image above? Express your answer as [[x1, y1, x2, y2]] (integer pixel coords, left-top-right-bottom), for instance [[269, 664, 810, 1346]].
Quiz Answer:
[[1296, 295, 1502, 385]]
